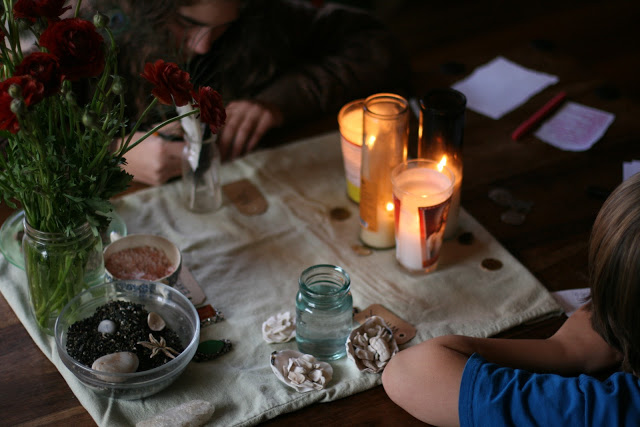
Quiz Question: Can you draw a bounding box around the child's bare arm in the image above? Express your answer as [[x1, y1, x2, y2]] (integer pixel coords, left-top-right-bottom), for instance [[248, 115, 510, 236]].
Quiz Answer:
[[382, 306, 621, 425], [439, 306, 620, 375]]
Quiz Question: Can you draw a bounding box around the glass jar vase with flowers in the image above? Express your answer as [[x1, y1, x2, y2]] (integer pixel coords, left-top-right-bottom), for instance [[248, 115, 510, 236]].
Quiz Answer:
[[0, 0, 226, 333]]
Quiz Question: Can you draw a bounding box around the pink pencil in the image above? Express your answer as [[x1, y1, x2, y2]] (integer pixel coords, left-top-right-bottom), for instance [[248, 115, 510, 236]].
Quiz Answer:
[[511, 91, 567, 141]]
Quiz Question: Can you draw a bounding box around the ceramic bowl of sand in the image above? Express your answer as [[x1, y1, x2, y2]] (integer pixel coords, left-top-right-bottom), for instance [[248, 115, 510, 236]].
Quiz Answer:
[[104, 234, 182, 286]]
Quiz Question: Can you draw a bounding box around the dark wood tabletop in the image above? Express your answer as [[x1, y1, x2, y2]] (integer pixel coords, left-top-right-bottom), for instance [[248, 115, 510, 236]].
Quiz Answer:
[[2, 1, 639, 425]]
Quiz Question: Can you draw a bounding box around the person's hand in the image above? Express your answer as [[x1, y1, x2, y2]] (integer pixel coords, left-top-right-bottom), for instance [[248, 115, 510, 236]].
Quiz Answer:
[[218, 99, 283, 160], [119, 131, 185, 186]]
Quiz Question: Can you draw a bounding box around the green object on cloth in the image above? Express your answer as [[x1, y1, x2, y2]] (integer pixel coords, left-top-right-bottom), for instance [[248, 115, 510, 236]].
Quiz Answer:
[[0, 131, 562, 426]]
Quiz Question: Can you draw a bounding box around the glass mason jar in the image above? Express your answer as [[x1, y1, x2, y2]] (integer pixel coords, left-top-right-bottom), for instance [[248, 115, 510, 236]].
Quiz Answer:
[[22, 221, 104, 335], [295, 264, 353, 360], [182, 135, 223, 213], [359, 93, 409, 249]]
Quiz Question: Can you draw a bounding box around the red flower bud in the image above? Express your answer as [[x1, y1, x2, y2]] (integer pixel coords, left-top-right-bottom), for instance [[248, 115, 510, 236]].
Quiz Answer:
[[140, 60, 193, 106], [13, 0, 72, 23], [192, 86, 226, 135], [0, 76, 45, 133], [39, 18, 105, 81], [14, 52, 63, 97]]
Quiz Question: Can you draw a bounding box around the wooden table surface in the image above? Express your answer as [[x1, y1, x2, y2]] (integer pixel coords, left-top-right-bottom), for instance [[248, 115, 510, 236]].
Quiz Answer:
[[2, 1, 639, 425]]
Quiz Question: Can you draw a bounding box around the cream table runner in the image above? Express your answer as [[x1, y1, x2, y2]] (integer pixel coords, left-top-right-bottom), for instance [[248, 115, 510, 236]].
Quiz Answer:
[[0, 131, 562, 426]]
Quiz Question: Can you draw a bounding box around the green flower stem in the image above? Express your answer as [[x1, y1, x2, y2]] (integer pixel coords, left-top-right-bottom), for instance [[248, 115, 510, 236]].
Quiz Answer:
[[75, 0, 84, 18]]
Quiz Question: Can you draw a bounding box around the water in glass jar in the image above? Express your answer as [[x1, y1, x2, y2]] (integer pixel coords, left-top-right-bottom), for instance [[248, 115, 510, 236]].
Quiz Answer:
[[296, 285, 353, 361]]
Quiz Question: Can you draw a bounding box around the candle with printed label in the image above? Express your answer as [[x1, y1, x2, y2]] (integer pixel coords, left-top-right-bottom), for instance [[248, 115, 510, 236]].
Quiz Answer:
[[392, 159, 454, 273]]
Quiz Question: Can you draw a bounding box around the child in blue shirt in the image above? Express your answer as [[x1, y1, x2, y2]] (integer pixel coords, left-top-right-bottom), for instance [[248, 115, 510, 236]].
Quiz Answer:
[[382, 173, 640, 426]]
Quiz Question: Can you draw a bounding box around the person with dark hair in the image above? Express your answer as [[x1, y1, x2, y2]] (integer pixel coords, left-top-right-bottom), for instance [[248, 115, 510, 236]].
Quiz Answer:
[[86, 0, 409, 185], [382, 173, 640, 425]]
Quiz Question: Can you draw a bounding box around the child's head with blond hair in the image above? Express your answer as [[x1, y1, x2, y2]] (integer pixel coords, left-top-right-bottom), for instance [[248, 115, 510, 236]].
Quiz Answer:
[[589, 172, 640, 376]]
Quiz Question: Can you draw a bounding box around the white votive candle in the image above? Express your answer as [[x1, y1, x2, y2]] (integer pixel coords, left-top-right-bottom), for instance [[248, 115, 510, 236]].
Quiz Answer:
[[392, 160, 454, 273], [338, 100, 364, 203]]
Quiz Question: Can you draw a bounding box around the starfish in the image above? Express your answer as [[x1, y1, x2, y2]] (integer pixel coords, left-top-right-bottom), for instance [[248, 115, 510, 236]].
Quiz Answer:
[[137, 333, 180, 359]]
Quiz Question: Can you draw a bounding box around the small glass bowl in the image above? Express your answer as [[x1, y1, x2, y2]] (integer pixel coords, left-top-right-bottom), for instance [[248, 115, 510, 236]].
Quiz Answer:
[[54, 280, 199, 400]]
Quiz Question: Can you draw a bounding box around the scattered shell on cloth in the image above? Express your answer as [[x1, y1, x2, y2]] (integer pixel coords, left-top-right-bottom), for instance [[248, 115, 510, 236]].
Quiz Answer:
[[346, 316, 398, 373], [262, 311, 296, 343], [270, 350, 333, 393]]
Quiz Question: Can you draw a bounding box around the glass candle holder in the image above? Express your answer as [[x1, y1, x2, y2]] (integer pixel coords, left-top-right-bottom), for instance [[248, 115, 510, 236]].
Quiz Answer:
[[359, 93, 409, 249], [295, 264, 353, 361], [392, 159, 455, 273], [419, 88, 466, 239], [338, 99, 365, 203]]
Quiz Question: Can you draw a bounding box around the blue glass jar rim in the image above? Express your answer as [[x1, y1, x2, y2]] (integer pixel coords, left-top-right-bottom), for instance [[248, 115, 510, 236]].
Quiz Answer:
[[299, 264, 351, 298]]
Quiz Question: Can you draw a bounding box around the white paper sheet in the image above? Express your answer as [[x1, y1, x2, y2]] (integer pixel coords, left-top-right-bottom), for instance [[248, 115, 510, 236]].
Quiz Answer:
[[534, 102, 615, 151], [551, 288, 590, 317], [623, 161, 640, 181], [452, 56, 559, 120]]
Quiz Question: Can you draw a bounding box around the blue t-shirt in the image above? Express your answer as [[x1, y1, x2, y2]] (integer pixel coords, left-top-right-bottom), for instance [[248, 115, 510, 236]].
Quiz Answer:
[[459, 353, 640, 426]]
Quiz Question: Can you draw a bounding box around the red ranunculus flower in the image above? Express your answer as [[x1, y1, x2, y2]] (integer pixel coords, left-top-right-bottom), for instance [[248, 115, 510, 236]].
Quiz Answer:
[[0, 76, 45, 133], [140, 60, 193, 107], [13, 0, 71, 23], [39, 18, 105, 81], [192, 86, 226, 134], [14, 52, 63, 97]]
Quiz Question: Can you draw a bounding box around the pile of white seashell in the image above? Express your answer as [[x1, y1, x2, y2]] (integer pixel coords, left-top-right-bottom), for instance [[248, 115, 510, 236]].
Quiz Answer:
[[262, 311, 296, 343], [346, 316, 399, 374], [270, 350, 333, 392]]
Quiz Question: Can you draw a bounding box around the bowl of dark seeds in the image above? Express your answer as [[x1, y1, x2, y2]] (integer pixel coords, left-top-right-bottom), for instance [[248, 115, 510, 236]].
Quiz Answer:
[[54, 280, 200, 400]]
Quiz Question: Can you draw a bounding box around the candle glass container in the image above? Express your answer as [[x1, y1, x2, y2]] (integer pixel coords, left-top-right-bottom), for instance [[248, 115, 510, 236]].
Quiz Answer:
[[295, 264, 353, 361], [338, 99, 365, 203], [359, 93, 409, 249], [392, 159, 454, 274], [419, 88, 466, 239]]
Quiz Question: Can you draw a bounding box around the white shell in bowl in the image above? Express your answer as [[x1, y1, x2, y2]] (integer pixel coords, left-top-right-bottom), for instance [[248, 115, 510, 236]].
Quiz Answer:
[[270, 350, 333, 393], [346, 315, 398, 373]]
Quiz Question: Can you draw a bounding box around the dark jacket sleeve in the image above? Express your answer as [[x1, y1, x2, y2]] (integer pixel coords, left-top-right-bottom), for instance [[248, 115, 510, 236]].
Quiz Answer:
[[252, 1, 411, 122], [197, 0, 410, 124]]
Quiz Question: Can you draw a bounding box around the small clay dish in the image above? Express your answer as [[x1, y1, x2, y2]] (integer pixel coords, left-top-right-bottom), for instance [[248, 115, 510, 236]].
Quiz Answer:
[[104, 234, 182, 286]]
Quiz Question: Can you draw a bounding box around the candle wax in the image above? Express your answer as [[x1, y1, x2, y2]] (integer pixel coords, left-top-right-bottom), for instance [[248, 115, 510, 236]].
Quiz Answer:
[[339, 107, 363, 203], [394, 168, 452, 272]]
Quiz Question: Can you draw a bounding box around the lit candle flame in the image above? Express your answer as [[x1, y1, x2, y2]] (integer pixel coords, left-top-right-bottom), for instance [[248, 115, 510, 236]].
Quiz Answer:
[[367, 135, 376, 148], [386, 202, 394, 212], [437, 155, 447, 172]]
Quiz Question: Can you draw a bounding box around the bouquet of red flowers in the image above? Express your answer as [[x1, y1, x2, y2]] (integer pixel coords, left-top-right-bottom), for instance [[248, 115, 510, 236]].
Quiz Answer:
[[0, 0, 226, 232], [0, 0, 226, 332]]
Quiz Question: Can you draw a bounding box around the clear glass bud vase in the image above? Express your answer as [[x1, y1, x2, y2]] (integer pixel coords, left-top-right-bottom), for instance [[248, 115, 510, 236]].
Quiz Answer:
[[181, 135, 223, 213], [22, 221, 104, 335]]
